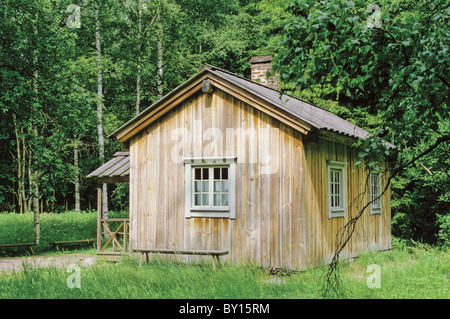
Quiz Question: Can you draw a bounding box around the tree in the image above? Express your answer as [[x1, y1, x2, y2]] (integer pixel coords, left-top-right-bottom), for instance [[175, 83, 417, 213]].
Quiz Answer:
[[95, 0, 108, 217], [271, 0, 449, 296], [0, 0, 285, 216], [156, 4, 164, 100], [136, 0, 143, 114]]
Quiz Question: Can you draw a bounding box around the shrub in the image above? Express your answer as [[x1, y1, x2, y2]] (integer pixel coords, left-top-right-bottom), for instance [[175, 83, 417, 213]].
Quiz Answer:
[[436, 213, 450, 247]]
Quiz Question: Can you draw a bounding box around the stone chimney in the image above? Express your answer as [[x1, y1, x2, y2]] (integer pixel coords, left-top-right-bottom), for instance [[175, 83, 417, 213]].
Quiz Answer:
[[249, 55, 280, 90]]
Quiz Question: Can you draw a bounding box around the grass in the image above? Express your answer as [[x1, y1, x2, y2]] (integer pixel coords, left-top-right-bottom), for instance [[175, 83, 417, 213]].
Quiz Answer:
[[0, 239, 448, 299], [0, 211, 97, 256], [0, 210, 126, 256]]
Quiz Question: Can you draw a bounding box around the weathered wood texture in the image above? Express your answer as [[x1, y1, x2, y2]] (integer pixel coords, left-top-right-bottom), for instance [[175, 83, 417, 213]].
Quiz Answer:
[[129, 88, 391, 270], [0, 243, 35, 255], [50, 239, 96, 251], [87, 152, 129, 183]]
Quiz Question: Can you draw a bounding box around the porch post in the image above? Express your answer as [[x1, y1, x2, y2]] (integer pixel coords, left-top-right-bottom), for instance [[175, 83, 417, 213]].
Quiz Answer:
[[97, 184, 102, 253]]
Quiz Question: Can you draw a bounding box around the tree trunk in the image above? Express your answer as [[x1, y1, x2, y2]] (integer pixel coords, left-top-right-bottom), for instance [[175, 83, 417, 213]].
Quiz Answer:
[[157, 7, 163, 100], [74, 135, 80, 212], [32, 11, 40, 245], [95, 2, 108, 218], [135, 0, 142, 115], [13, 115, 25, 214], [21, 132, 28, 213], [52, 189, 55, 213]]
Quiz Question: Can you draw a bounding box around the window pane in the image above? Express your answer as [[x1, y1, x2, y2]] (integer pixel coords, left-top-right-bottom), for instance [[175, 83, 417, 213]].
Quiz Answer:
[[371, 173, 381, 208], [222, 167, 228, 180], [195, 168, 201, 180], [202, 194, 209, 206], [190, 163, 233, 211], [213, 194, 220, 206], [222, 181, 228, 192], [222, 194, 228, 206], [214, 167, 220, 180], [195, 194, 201, 206]]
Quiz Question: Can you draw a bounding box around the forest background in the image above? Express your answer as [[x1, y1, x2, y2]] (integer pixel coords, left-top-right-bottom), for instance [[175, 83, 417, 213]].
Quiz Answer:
[[1, 0, 448, 245]]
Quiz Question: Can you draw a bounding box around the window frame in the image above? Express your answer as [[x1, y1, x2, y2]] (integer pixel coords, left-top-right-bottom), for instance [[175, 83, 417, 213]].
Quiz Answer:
[[327, 161, 347, 219], [184, 157, 236, 219], [369, 170, 382, 215]]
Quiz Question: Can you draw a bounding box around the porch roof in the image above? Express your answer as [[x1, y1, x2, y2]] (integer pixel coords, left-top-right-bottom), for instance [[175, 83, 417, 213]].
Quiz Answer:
[[86, 151, 129, 183]]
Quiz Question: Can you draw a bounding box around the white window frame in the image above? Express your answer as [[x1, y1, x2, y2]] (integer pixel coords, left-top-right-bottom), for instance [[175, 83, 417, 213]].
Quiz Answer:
[[184, 157, 236, 219], [327, 161, 347, 219], [370, 170, 382, 215]]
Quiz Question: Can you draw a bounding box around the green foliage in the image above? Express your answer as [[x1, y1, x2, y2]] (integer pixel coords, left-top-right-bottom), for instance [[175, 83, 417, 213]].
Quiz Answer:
[[0, 0, 277, 213], [272, 0, 449, 243], [273, 0, 449, 148], [110, 183, 129, 212], [436, 214, 450, 246], [1, 0, 446, 247], [390, 123, 450, 243]]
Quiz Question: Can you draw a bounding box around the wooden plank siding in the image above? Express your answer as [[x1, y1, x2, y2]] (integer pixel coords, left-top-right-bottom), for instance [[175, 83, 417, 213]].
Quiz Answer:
[[128, 88, 391, 270]]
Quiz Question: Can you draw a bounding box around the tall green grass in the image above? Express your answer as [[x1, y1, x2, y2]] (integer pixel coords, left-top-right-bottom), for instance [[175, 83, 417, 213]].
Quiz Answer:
[[0, 240, 448, 299], [0, 211, 97, 255]]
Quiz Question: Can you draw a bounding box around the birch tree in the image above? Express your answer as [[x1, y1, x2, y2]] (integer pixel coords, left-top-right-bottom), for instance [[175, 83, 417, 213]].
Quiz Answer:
[[95, 1, 108, 217], [135, 0, 142, 115], [32, 11, 40, 244], [156, 5, 164, 100], [74, 135, 80, 212]]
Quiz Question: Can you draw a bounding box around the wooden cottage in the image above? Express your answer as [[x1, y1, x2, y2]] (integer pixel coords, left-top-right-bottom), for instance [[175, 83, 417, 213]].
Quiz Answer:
[[89, 55, 391, 270]]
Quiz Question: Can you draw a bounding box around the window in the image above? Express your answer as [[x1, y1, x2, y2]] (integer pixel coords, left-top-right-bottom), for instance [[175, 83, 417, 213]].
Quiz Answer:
[[193, 167, 229, 208], [328, 161, 347, 218], [184, 157, 236, 219], [370, 171, 382, 215]]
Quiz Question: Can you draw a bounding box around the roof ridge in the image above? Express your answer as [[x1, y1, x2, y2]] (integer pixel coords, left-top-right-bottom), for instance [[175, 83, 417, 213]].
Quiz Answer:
[[207, 64, 341, 118], [110, 63, 372, 142], [207, 65, 372, 141]]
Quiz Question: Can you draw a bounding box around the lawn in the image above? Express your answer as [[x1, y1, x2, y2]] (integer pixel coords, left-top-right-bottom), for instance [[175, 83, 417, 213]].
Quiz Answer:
[[0, 211, 97, 256], [0, 239, 448, 299]]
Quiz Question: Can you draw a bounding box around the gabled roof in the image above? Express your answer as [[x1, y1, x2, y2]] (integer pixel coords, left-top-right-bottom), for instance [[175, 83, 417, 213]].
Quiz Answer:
[[109, 64, 370, 143], [210, 66, 370, 140]]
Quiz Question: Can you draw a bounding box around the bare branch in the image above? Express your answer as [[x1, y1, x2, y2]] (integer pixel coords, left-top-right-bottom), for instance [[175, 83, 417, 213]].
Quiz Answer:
[[419, 162, 450, 196], [322, 133, 450, 297]]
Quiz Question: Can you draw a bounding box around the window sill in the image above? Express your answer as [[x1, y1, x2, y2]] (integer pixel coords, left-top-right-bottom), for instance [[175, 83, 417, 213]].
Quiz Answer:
[[370, 208, 382, 215], [329, 209, 345, 218], [187, 211, 233, 219], [191, 207, 230, 212]]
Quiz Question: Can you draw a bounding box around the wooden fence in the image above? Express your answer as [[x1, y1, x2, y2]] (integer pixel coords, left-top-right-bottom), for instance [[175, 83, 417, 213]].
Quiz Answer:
[[97, 218, 129, 254]]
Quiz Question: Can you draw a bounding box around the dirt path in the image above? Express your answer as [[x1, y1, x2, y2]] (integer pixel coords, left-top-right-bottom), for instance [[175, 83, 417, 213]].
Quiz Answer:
[[0, 254, 97, 273]]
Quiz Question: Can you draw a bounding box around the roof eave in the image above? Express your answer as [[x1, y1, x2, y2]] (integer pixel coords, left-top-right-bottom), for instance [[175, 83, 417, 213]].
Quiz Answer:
[[108, 67, 212, 141]]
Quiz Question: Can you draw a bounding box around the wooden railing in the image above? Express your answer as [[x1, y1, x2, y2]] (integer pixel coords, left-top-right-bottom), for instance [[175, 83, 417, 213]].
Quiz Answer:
[[97, 218, 129, 254]]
